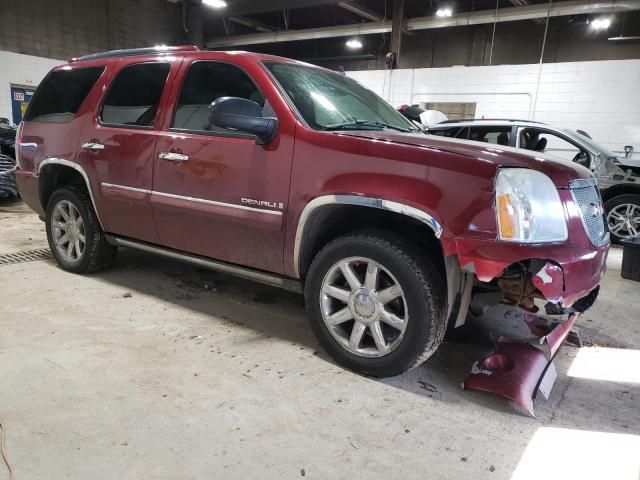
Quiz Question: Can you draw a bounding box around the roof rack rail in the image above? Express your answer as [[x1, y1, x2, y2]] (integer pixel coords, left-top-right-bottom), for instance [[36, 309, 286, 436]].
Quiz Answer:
[[70, 45, 200, 62], [437, 118, 546, 124]]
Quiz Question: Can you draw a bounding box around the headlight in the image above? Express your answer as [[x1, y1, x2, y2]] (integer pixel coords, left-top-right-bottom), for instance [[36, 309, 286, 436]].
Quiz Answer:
[[496, 168, 568, 243]]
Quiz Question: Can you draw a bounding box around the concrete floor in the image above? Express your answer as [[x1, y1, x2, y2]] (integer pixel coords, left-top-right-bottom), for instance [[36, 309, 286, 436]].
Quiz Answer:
[[0, 199, 639, 480]]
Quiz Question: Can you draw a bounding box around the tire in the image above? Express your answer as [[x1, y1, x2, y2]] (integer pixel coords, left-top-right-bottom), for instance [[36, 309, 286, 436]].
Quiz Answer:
[[304, 231, 446, 378], [45, 186, 117, 273], [604, 193, 640, 243]]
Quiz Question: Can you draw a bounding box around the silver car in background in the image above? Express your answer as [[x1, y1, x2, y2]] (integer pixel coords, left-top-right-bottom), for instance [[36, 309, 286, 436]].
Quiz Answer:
[[426, 119, 640, 242]]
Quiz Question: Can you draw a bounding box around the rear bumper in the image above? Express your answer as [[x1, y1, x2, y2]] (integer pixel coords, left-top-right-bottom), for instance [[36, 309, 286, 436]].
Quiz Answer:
[[15, 169, 44, 216], [445, 236, 609, 308]]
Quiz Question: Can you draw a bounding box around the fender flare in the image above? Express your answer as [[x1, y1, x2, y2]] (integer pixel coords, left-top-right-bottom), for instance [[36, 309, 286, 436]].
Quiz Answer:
[[293, 194, 444, 278], [38, 158, 105, 230]]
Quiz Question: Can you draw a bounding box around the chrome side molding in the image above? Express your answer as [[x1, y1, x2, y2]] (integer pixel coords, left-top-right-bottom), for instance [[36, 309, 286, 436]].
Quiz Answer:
[[293, 194, 444, 278], [108, 236, 302, 293]]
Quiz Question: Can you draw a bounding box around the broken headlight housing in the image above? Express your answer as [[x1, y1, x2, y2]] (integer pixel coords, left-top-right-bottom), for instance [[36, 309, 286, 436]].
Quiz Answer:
[[495, 168, 568, 243]]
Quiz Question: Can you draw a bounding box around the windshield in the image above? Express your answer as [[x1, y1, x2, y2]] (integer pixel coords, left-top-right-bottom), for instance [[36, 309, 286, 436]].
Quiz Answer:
[[563, 129, 616, 158], [264, 61, 418, 132]]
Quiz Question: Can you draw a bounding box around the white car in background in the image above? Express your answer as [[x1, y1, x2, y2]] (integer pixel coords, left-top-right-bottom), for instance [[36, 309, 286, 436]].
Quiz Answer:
[[426, 119, 640, 242]]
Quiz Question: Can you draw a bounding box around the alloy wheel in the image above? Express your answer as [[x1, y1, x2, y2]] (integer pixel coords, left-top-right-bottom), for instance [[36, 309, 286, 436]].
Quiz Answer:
[[319, 256, 408, 358], [51, 200, 86, 262], [607, 203, 640, 239]]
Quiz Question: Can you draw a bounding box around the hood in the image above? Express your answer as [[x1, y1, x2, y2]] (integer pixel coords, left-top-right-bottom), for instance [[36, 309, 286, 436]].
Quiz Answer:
[[337, 130, 593, 188]]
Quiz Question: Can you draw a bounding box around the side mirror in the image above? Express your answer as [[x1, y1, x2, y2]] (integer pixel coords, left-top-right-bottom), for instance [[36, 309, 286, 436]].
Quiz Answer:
[[209, 97, 278, 144], [624, 145, 634, 159]]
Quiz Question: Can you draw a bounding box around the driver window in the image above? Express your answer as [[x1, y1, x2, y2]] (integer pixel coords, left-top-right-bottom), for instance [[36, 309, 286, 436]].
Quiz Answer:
[[520, 129, 586, 165], [172, 61, 268, 134], [101, 62, 171, 127]]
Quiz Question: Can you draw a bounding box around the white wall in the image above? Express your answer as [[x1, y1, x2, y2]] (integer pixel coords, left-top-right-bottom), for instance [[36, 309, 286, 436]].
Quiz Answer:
[[0, 51, 63, 123], [347, 59, 640, 157]]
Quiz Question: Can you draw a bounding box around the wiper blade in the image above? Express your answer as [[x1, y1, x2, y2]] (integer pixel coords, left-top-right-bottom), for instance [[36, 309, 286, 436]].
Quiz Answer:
[[325, 120, 414, 133]]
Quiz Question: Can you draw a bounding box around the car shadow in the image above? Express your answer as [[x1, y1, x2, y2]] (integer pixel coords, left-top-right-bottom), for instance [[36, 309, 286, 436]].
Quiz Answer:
[[88, 247, 637, 427]]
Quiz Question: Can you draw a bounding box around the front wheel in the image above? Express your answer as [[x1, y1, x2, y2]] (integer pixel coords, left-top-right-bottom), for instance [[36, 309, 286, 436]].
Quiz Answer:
[[304, 232, 446, 378], [45, 187, 117, 273], [605, 193, 640, 243]]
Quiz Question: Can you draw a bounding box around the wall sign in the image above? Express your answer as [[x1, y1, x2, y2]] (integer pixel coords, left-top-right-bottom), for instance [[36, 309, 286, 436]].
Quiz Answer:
[[11, 85, 35, 125]]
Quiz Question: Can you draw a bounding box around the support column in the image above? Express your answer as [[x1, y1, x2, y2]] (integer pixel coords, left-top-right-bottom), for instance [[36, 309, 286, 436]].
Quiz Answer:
[[186, 0, 204, 47], [388, 0, 405, 68]]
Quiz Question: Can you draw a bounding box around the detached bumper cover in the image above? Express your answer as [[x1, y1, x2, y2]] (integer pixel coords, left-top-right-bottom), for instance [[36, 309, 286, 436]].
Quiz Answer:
[[443, 236, 609, 308], [463, 312, 579, 416]]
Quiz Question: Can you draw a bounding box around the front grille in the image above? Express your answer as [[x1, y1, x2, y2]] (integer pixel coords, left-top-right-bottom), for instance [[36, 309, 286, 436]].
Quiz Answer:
[[570, 179, 608, 246]]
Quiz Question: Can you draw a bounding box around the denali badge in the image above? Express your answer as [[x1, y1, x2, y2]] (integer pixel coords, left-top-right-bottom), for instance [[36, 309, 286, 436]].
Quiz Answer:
[[241, 197, 284, 210]]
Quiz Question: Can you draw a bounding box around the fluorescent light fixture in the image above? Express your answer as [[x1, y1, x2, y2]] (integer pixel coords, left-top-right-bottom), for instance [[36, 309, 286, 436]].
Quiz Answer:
[[436, 7, 453, 17], [203, 0, 227, 8], [346, 38, 363, 49], [590, 17, 611, 30]]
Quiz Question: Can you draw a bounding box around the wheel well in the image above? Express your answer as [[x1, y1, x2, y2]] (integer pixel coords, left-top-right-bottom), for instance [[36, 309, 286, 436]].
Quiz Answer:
[[298, 204, 445, 279], [39, 164, 87, 210], [601, 183, 640, 203]]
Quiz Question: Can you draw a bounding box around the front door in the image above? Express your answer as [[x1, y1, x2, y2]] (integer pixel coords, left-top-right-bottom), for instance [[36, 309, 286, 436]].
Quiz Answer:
[[151, 60, 294, 273], [77, 60, 178, 243]]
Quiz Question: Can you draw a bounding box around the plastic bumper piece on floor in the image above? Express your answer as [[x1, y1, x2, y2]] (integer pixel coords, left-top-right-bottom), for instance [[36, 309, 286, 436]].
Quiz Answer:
[[462, 313, 579, 417]]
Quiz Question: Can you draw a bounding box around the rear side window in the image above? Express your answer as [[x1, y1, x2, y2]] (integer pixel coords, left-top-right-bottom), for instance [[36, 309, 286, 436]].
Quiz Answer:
[[468, 126, 512, 145], [24, 67, 104, 123], [101, 63, 170, 128], [172, 61, 266, 133], [429, 127, 468, 139]]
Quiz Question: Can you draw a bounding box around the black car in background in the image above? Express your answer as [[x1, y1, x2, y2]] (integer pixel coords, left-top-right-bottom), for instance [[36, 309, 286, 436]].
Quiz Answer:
[[0, 118, 18, 200]]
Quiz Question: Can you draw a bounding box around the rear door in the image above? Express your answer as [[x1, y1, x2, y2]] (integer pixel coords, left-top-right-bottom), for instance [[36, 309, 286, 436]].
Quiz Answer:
[[76, 59, 179, 243], [150, 59, 295, 273]]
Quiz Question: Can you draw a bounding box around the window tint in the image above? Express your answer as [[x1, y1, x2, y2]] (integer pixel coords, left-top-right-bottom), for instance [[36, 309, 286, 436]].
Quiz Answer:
[[172, 62, 266, 133], [24, 67, 104, 123], [101, 63, 170, 127], [468, 126, 512, 145]]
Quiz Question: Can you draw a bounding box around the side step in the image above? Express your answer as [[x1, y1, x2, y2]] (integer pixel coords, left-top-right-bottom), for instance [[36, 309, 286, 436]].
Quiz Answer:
[[106, 235, 302, 294]]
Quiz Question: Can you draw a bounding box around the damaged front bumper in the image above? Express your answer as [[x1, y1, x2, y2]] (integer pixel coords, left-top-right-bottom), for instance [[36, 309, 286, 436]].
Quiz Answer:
[[447, 237, 609, 310]]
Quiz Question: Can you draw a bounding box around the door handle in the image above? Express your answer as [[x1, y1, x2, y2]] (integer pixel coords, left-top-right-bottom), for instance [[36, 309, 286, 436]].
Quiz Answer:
[[159, 152, 189, 162], [81, 142, 105, 151]]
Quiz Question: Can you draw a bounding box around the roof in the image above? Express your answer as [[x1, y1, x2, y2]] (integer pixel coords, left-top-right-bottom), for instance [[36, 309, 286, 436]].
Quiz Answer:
[[68, 45, 301, 65], [433, 119, 548, 126]]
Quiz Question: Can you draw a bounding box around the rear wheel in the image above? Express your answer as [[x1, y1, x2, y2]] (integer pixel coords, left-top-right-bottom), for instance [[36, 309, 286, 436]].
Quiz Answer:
[[605, 194, 640, 242], [46, 187, 117, 273], [304, 232, 446, 377]]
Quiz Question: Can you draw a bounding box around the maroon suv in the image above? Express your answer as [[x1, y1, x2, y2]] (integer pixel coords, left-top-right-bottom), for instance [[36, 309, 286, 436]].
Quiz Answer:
[[16, 46, 608, 377]]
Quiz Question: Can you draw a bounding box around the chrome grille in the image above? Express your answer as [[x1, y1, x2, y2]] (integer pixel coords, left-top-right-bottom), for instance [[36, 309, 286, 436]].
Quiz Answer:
[[570, 179, 608, 246]]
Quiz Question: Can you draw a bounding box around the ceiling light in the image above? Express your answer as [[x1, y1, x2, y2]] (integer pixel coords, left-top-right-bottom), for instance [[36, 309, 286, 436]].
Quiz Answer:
[[436, 8, 453, 17], [590, 17, 611, 30], [346, 38, 363, 49], [203, 0, 227, 8]]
